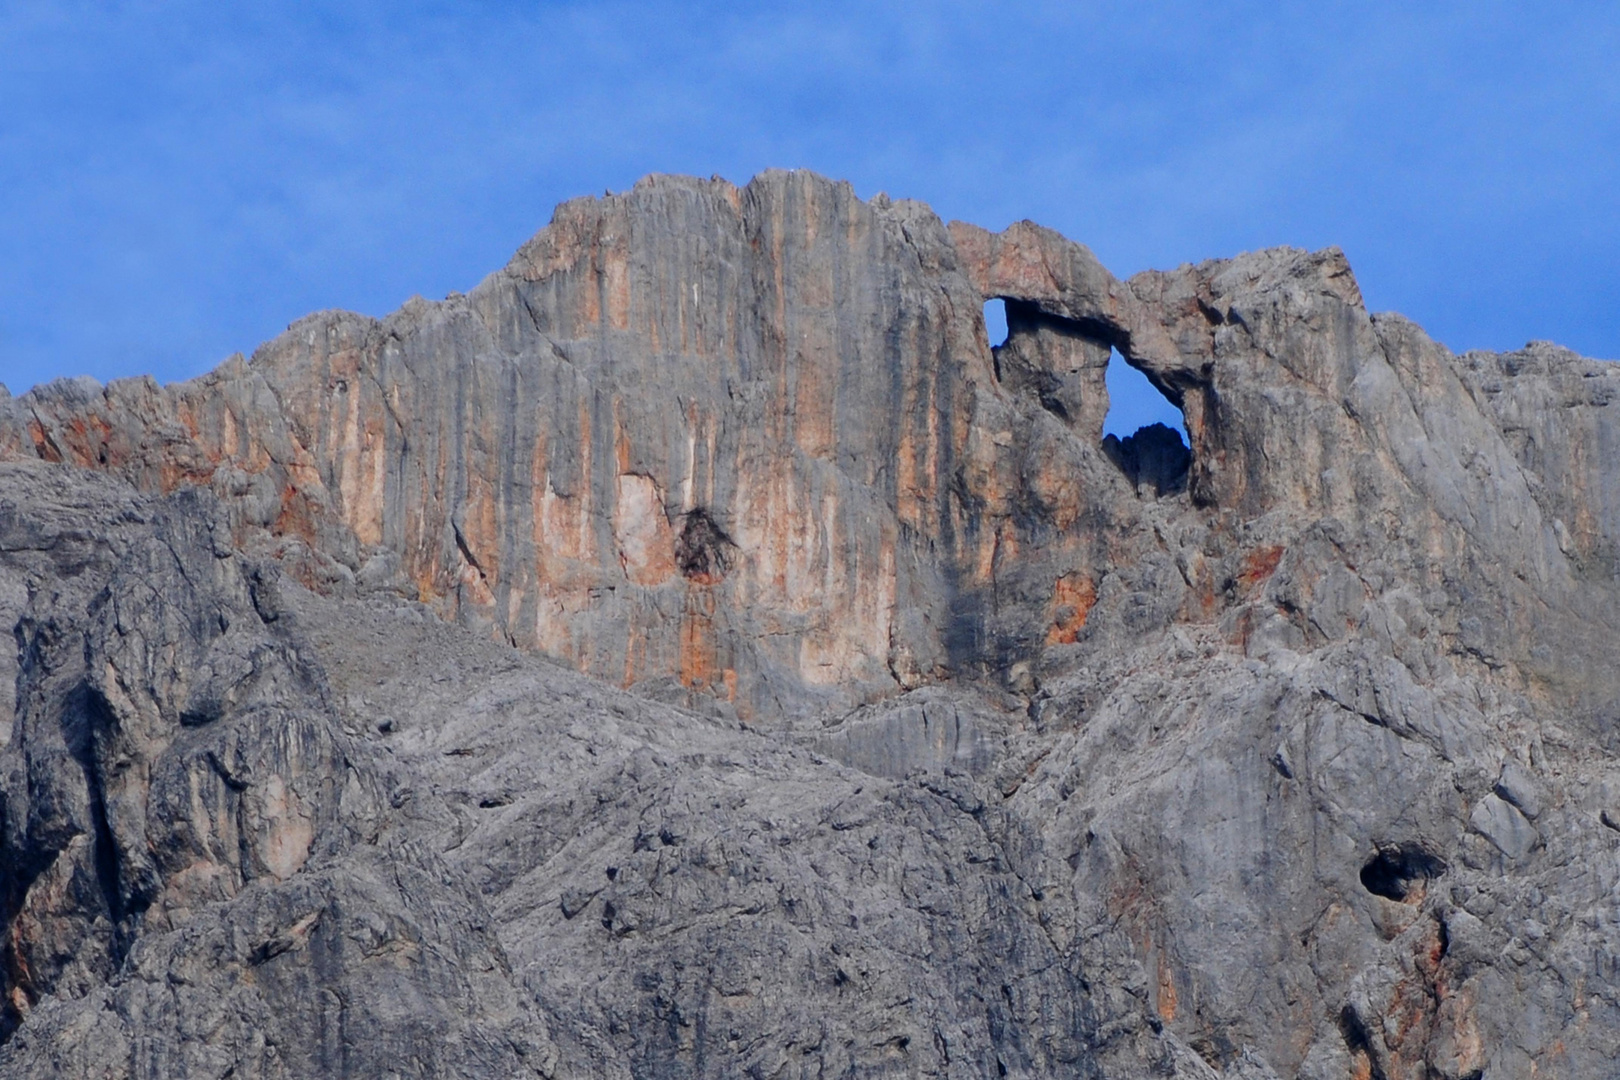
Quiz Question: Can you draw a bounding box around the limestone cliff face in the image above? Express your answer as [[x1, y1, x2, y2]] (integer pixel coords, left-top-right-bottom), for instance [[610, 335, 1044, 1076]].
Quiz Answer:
[[2, 170, 1620, 1079], [6, 171, 1614, 731], [2, 172, 1143, 721]]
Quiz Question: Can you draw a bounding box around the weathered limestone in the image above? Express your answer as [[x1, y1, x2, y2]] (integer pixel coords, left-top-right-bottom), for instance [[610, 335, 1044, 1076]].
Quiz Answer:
[[0, 464, 555, 1076], [1, 169, 1618, 1078], [1, 173, 1151, 723]]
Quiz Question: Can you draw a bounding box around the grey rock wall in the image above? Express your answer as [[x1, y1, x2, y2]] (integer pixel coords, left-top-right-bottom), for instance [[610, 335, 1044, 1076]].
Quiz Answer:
[[0, 169, 1617, 1077], [0, 463, 553, 1077]]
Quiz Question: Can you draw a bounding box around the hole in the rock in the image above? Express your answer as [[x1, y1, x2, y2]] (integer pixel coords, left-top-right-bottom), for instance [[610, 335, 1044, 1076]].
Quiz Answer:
[[1359, 843, 1447, 903], [983, 298, 1008, 349], [1100, 348, 1191, 497], [1103, 348, 1185, 442]]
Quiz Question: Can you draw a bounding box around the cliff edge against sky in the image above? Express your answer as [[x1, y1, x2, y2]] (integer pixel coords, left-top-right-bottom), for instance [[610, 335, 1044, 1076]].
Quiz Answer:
[[0, 170, 1616, 1078]]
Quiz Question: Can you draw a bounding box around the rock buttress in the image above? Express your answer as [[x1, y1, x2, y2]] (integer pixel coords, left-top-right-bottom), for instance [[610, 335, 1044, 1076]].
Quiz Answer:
[[4, 172, 1141, 722]]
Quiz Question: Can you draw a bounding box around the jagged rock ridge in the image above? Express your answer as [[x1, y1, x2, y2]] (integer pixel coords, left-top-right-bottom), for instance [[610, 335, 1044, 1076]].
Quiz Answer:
[[0, 170, 1617, 1078]]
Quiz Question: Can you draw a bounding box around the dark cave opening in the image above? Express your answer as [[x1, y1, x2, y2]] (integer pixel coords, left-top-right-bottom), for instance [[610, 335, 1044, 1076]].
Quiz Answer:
[[1359, 843, 1447, 903]]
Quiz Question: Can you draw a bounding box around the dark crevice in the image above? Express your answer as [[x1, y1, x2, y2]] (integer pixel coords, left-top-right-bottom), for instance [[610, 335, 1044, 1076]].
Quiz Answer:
[[1337, 1005, 1389, 1080], [71, 687, 128, 924], [453, 522, 486, 578], [207, 749, 249, 791], [8, 680, 159, 1025], [0, 628, 61, 1042], [676, 509, 735, 585]]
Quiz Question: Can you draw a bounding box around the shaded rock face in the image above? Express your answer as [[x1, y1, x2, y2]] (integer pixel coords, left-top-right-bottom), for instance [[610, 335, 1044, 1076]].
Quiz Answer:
[[1103, 423, 1190, 498], [0, 465, 553, 1077], [0, 170, 1618, 1077]]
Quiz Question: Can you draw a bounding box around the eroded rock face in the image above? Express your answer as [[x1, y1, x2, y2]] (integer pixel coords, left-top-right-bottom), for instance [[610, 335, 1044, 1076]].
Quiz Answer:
[[0, 169, 1618, 1078], [0, 173, 1174, 723], [0, 463, 553, 1077]]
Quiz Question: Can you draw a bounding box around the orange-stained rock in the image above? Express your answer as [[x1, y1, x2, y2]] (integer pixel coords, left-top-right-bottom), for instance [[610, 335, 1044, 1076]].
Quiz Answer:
[[4, 170, 1617, 736], [1, 174, 1148, 721], [3, 169, 1620, 1078], [1237, 545, 1286, 590], [1046, 573, 1098, 645]]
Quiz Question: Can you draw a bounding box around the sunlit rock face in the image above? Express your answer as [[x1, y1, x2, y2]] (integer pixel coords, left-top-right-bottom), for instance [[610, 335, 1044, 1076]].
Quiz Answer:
[[2, 170, 1620, 1078], [7, 172, 1614, 729], [1, 172, 1158, 722]]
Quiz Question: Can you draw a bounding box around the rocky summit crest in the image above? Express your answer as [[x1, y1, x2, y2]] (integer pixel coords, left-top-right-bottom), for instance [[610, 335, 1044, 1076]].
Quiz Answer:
[[0, 170, 1616, 1077]]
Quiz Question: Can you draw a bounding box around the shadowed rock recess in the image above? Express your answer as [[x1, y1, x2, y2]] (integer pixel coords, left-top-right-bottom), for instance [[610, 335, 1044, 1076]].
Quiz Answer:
[[0, 170, 1617, 1077]]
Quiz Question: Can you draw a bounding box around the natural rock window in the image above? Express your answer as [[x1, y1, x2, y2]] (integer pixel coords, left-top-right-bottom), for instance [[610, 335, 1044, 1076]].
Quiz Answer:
[[982, 298, 1008, 348], [1103, 348, 1186, 442], [1095, 348, 1198, 495], [1101, 349, 1191, 496]]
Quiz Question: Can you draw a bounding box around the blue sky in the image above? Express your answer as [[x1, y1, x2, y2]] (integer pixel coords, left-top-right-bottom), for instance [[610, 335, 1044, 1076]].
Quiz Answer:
[[2, 2, 1616, 434]]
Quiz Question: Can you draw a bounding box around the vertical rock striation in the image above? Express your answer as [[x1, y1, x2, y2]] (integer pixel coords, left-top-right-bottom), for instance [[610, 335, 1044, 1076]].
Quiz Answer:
[[1, 169, 1618, 1077], [1, 172, 1154, 722]]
